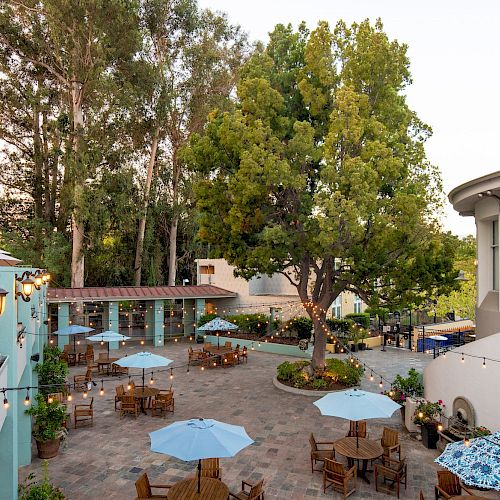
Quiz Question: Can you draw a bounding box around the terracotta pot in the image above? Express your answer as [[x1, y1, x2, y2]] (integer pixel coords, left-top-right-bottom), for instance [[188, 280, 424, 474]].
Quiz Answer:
[[36, 438, 60, 459]]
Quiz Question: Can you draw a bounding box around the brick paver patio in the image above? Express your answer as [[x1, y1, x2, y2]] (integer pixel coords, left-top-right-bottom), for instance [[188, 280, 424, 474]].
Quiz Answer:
[[19, 343, 498, 499]]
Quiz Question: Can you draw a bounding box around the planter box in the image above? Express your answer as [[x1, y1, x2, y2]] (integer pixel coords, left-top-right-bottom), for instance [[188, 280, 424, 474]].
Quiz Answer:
[[421, 423, 439, 449], [358, 342, 366, 351], [349, 343, 358, 352]]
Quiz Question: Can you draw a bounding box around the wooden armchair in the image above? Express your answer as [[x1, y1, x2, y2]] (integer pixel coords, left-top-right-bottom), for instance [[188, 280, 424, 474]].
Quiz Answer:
[[151, 392, 174, 417], [419, 491, 425, 500], [74, 367, 92, 392], [347, 420, 367, 438], [59, 351, 69, 364], [374, 456, 407, 498], [229, 478, 264, 500], [323, 458, 356, 498], [309, 433, 335, 473], [135, 472, 171, 500], [200, 458, 222, 480], [224, 341, 232, 348], [204, 342, 212, 351], [435, 470, 474, 499], [381, 427, 401, 459], [223, 352, 238, 368], [74, 397, 94, 428], [120, 395, 139, 419], [188, 347, 204, 365], [115, 385, 125, 411], [112, 363, 128, 376]]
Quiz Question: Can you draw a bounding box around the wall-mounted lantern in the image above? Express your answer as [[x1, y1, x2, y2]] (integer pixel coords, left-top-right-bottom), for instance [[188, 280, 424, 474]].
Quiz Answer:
[[42, 271, 51, 284], [34, 272, 43, 290], [0, 288, 8, 316], [15, 272, 35, 302]]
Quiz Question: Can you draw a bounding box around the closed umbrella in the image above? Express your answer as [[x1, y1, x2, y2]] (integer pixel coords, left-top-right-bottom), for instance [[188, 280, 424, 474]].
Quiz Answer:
[[435, 432, 500, 491], [87, 330, 131, 355], [53, 324, 94, 351], [198, 317, 238, 348], [149, 418, 253, 493], [314, 388, 401, 447], [114, 352, 173, 411]]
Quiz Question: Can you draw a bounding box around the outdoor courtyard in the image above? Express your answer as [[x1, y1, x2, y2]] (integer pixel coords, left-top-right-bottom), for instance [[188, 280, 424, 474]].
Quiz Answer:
[[19, 343, 497, 499]]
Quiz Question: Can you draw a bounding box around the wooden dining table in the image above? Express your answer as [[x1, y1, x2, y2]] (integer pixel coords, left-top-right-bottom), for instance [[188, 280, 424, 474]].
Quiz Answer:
[[334, 436, 384, 484], [129, 387, 160, 414], [97, 357, 119, 375], [167, 477, 229, 500]]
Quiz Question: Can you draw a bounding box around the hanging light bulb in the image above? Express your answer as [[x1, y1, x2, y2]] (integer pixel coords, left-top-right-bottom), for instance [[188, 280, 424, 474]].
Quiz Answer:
[[482, 358, 486, 368], [127, 378, 132, 391], [461, 353, 465, 363], [48, 395, 54, 404], [379, 379, 383, 388], [418, 411, 424, 419], [24, 389, 30, 406], [369, 372, 374, 382], [150, 372, 154, 385], [67, 393, 72, 402], [437, 423, 443, 432], [100, 381, 104, 396], [3, 391, 8, 409], [83, 389, 88, 398], [464, 437, 470, 447]]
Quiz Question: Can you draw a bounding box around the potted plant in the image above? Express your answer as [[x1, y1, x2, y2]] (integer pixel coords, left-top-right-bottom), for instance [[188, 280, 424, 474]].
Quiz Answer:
[[413, 400, 444, 449], [196, 334, 205, 344], [18, 460, 64, 499], [391, 368, 424, 422], [357, 327, 369, 350], [26, 394, 68, 459], [471, 426, 491, 438], [34, 346, 69, 396], [384, 388, 407, 419]]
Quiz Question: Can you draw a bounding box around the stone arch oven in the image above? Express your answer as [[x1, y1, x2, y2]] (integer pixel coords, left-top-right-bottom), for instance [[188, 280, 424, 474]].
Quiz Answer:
[[449, 397, 476, 438]]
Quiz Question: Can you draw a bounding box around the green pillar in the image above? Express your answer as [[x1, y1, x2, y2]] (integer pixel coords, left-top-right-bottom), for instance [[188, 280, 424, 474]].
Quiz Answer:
[[195, 299, 205, 335], [57, 302, 69, 349], [153, 300, 164, 347], [108, 302, 119, 351], [183, 299, 195, 336]]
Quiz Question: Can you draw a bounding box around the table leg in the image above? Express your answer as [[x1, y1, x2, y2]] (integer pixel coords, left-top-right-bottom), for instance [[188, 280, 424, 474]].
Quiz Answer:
[[358, 459, 372, 484]]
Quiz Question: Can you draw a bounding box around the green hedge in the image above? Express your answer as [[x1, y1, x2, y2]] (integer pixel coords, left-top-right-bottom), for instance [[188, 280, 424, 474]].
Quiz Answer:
[[326, 317, 354, 333], [286, 316, 313, 339], [198, 313, 218, 327], [344, 313, 370, 329]]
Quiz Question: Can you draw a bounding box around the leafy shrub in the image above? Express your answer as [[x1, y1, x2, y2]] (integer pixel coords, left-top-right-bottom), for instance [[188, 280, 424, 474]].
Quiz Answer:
[[34, 346, 68, 396], [326, 317, 353, 333], [286, 317, 313, 339], [19, 461, 64, 499], [276, 360, 310, 387], [344, 313, 370, 328], [276, 361, 297, 381], [25, 394, 67, 442], [471, 426, 491, 438], [311, 378, 328, 390], [413, 400, 444, 425], [324, 358, 363, 386], [226, 314, 277, 336], [197, 313, 217, 327], [393, 368, 424, 398]]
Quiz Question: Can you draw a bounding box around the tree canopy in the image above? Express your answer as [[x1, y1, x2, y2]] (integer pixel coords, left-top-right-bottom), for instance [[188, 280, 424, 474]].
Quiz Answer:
[[186, 20, 458, 369]]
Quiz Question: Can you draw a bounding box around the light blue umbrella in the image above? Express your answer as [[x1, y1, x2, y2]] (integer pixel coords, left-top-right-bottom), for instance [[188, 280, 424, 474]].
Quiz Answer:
[[87, 330, 131, 355], [435, 432, 500, 490], [314, 389, 401, 447], [114, 352, 173, 402], [52, 324, 94, 351], [150, 418, 253, 492], [198, 317, 238, 348]]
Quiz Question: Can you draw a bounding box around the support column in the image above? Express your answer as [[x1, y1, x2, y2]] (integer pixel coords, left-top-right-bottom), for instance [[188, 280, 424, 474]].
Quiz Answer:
[[183, 299, 195, 336], [153, 300, 163, 347], [195, 299, 205, 336], [108, 302, 119, 351], [57, 302, 69, 349]]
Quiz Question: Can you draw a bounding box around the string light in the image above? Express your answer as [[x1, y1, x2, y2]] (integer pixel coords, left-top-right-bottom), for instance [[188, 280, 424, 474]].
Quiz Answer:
[[379, 378, 383, 388], [47, 395, 53, 403], [100, 381, 104, 396], [83, 389, 88, 398], [150, 373, 154, 385], [127, 377, 132, 391], [369, 372, 374, 382], [483, 358, 486, 368], [67, 393, 72, 402], [3, 391, 8, 409], [461, 353, 464, 363], [437, 423, 443, 432]]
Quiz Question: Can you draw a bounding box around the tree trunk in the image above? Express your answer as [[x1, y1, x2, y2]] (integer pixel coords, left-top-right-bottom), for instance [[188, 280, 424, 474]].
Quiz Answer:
[[71, 213, 85, 288], [33, 106, 43, 219], [134, 126, 160, 286], [168, 215, 179, 286], [311, 311, 327, 371]]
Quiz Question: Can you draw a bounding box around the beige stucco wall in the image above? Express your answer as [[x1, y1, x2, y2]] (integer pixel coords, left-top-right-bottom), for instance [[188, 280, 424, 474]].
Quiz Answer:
[[423, 332, 500, 431]]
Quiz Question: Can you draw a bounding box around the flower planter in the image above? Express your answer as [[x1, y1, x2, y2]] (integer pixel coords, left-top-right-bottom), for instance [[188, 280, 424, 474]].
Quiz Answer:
[[421, 423, 439, 449], [400, 405, 406, 421], [36, 438, 60, 459], [358, 342, 366, 351]]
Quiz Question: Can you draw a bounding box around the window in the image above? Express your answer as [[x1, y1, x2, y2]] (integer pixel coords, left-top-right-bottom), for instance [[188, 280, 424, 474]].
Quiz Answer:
[[493, 220, 499, 290], [354, 295, 362, 314], [332, 296, 342, 318], [200, 265, 215, 275]]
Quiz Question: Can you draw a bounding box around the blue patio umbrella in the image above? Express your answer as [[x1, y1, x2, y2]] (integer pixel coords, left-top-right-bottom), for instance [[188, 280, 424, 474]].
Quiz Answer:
[[198, 317, 238, 348], [52, 324, 94, 351], [114, 352, 173, 409], [87, 330, 131, 355], [314, 388, 401, 447], [149, 418, 253, 493], [435, 432, 500, 491]]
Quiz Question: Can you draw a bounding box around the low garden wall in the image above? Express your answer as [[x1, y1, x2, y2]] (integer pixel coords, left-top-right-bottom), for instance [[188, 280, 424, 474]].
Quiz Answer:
[[203, 335, 311, 358]]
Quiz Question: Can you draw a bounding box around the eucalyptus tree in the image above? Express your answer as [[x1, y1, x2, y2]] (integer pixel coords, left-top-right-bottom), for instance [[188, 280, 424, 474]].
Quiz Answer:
[[187, 20, 458, 370], [132, 0, 247, 285]]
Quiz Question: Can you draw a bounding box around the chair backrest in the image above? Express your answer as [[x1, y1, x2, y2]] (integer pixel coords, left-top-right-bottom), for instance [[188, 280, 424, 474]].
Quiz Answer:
[[121, 395, 136, 407], [200, 458, 220, 478], [242, 346, 247, 354], [419, 490, 425, 500], [86, 344, 93, 353], [188, 347, 193, 354], [309, 433, 317, 451], [85, 367, 92, 379], [348, 420, 367, 438], [225, 341, 232, 348], [248, 479, 264, 500], [116, 385, 125, 396], [437, 470, 461, 495], [382, 427, 399, 447], [98, 352, 107, 360], [324, 459, 346, 480], [204, 342, 212, 348], [135, 473, 152, 498], [48, 392, 64, 403]]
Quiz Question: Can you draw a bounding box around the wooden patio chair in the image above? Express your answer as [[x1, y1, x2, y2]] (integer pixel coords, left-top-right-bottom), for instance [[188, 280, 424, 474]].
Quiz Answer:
[[120, 395, 139, 419], [204, 342, 212, 351], [74, 397, 94, 428], [74, 367, 92, 392], [347, 420, 367, 438], [374, 456, 407, 498], [112, 363, 128, 376], [381, 427, 401, 459], [200, 458, 222, 480], [188, 347, 204, 365], [323, 459, 356, 498], [47, 392, 65, 404], [223, 352, 238, 368], [134, 472, 171, 500], [240, 346, 248, 363], [151, 392, 174, 417], [114, 385, 125, 411], [229, 478, 264, 500], [435, 470, 474, 499], [419, 491, 425, 500], [59, 351, 69, 364], [224, 341, 232, 348], [309, 433, 335, 473]]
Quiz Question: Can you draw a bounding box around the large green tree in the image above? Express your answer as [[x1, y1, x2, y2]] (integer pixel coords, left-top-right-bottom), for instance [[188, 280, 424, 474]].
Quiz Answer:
[[187, 20, 458, 370]]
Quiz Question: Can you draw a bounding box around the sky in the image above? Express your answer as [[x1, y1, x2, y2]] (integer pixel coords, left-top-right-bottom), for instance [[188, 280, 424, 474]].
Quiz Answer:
[[198, 0, 500, 237]]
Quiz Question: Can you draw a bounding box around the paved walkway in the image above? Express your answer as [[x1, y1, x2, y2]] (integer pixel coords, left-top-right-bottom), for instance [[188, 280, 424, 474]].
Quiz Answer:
[[19, 343, 497, 499]]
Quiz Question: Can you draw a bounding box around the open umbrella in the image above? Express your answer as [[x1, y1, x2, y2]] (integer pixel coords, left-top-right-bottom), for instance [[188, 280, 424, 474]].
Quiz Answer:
[[52, 324, 94, 351], [435, 432, 500, 491], [198, 317, 238, 348], [87, 330, 131, 355], [314, 388, 401, 447], [114, 352, 173, 411], [149, 418, 253, 493]]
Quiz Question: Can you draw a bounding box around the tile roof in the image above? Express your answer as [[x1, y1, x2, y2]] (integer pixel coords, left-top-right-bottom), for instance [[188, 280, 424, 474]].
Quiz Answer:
[[47, 285, 236, 302]]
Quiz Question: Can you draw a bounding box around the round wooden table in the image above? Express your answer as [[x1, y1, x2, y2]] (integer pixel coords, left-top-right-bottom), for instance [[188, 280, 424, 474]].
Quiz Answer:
[[334, 436, 384, 484], [129, 387, 160, 414], [453, 497, 490, 499], [167, 477, 229, 500]]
